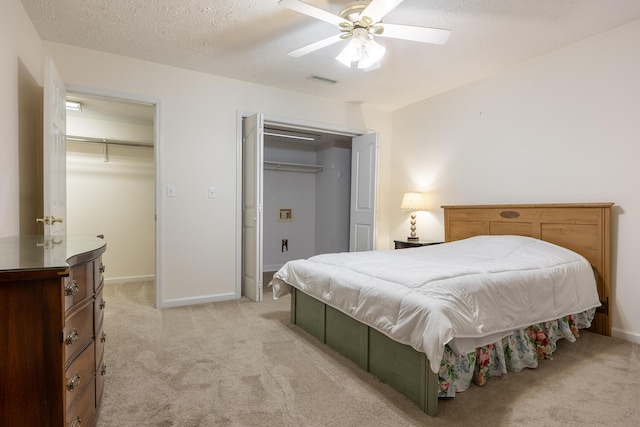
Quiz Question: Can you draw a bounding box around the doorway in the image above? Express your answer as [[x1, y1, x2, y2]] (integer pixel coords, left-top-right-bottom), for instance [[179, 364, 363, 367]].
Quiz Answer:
[[65, 92, 158, 299]]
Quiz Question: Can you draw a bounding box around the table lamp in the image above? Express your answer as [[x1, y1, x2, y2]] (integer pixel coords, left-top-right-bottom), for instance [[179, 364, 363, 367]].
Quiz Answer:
[[400, 192, 427, 241]]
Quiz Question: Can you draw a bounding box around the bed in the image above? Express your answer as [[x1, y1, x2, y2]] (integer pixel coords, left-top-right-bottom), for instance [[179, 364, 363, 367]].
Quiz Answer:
[[270, 203, 613, 416]]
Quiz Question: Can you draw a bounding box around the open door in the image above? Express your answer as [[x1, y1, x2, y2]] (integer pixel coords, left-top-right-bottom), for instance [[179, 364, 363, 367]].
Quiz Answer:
[[40, 57, 67, 237], [349, 133, 378, 252], [241, 114, 264, 301]]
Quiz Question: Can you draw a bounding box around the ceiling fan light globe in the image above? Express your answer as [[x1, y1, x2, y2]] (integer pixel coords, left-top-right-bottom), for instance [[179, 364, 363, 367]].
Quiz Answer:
[[336, 51, 354, 67], [358, 59, 381, 71], [357, 48, 383, 70], [363, 37, 385, 62], [336, 36, 363, 67]]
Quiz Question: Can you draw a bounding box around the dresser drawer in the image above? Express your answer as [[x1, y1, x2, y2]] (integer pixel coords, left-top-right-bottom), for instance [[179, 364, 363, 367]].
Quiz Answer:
[[96, 352, 107, 408], [66, 375, 96, 427], [94, 287, 106, 333], [65, 341, 95, 412], [64, 261, 94, 312], [95, 322, 107, 372], [94, 257, 105, 293], [64, 299, 94, 365]]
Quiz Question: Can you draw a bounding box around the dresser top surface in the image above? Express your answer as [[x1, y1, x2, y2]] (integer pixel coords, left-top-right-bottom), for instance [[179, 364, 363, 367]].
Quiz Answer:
[[0, 235, 106, 272]]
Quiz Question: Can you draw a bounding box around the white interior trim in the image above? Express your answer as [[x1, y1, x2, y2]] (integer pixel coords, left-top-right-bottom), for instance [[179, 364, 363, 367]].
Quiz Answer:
[[104, 275, 155, 285], [612, 328, 640, 345], [160, 292, 238, 308], [263, 113, 368, 137]]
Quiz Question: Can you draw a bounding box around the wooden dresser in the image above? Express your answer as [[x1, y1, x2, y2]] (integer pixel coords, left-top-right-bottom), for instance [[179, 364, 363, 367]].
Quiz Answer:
[[0, 235, 107, 427]]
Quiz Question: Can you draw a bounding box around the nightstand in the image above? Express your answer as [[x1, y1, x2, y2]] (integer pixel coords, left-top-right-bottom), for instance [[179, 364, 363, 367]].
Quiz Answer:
[[394, 239, 443, 249]]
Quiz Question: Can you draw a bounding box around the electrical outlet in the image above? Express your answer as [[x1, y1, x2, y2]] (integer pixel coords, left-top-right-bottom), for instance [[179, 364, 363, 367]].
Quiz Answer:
[[281, 239, 288, 252]]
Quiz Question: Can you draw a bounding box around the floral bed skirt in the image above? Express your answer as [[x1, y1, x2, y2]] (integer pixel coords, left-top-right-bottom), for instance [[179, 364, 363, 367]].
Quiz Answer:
[[438, 308, 596, 397]]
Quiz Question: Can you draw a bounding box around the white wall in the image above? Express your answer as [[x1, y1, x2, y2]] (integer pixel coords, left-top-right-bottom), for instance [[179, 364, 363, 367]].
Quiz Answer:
[[66, 114, 155, 281], [315, 142, 351, 255], [263, 139, 352, 271], [68, 115, 152, 142], [388, 19, 640, 342], [263, 168, 317, 270], [39, 41, 390, 306], [263, 139, 318, 270], [0, 0, 42, 237]]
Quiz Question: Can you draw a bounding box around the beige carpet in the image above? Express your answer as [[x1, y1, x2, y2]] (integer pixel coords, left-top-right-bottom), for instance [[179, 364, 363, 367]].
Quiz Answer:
[[97, 282, 640, 427]]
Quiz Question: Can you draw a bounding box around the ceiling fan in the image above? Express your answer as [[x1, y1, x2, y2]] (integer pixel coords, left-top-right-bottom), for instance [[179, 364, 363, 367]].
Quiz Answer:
[[279, 0, 451, 70]]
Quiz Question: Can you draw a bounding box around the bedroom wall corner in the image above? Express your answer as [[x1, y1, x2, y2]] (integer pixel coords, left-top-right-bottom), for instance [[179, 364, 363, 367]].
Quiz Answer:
[[0, 0, 43, 238]]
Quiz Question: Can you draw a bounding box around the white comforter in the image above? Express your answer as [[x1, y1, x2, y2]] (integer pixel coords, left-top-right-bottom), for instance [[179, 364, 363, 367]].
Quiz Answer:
[[271, 235, 601, 373]]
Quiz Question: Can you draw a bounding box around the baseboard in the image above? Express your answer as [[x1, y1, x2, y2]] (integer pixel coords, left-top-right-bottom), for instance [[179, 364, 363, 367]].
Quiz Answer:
[[158, 292, 237, 308], [263, 264, 283, 272], [612, 327, 640, 344], [104, 275, 155, 285]]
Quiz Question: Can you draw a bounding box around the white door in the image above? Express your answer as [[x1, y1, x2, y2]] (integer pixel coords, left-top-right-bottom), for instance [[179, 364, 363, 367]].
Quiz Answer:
[[349, 133, 378, 252], [41, 57, 67, 236], [241, 114, 264, 302]]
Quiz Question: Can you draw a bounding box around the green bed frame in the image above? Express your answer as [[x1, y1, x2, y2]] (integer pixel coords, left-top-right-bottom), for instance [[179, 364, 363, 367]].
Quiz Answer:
[[290, 288, 439, 416]]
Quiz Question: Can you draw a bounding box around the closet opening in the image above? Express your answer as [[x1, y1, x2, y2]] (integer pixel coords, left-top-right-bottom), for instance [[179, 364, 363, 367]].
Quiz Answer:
[[262, 125, 353, 288], [66, 92, 156, 298], [240, 112, 378, 302]]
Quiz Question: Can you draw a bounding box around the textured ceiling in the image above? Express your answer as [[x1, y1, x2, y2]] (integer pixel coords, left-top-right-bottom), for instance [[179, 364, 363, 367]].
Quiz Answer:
[[21, 0, 640, 111]]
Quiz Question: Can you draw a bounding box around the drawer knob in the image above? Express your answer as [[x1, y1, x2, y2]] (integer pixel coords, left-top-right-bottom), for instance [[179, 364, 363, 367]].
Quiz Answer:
[[99, 300, 107, 310], [71, 416, 82, 427], [100, 363, 107, 376], [67, 372, 81, 391], [64, 280, 80, 296], [99, 263, 106, 273], [65, 329, 79, 346], [100, 331, 107, 343]]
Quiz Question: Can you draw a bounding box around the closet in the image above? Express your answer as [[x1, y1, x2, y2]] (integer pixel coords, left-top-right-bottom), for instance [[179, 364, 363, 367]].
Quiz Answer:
[[241, 114, 377, 302], [262, 129, 352, 274], [66, 93, 156, 284]]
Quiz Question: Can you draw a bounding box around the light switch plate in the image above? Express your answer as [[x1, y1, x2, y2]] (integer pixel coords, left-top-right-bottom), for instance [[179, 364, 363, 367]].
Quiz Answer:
[[208, 186, 216, 199], [167, 185, 176, 197]]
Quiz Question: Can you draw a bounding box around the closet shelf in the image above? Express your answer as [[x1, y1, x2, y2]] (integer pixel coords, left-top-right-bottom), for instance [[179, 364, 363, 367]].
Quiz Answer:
[[264, 161, 323, 173]]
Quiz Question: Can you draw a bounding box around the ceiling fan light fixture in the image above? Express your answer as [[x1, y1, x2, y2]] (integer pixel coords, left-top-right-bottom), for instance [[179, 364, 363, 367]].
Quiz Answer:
[[280, 0, 451, 68], [335, 28, 385, 70]]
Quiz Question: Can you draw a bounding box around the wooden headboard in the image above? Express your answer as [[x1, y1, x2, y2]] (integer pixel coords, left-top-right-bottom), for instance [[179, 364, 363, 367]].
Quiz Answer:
[[442, 203, 614, 336]]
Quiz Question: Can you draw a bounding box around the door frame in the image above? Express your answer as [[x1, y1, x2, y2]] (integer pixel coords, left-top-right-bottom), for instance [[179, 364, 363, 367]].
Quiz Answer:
[[235, 111, 373, 298], [66, 84, 164, 308]]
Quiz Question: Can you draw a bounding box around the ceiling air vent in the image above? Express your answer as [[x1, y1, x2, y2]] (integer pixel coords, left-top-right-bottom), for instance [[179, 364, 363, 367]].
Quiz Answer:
[[307, 75, 337, 85]]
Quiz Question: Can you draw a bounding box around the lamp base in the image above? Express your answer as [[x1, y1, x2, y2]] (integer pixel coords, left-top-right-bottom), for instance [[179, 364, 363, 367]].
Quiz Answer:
[[407, 236, 419, 241]]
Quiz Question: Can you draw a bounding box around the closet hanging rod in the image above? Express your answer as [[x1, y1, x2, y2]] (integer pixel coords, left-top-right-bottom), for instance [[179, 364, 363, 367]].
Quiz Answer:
[[66, 135, 154, 149], [264, 161, 323, 173]]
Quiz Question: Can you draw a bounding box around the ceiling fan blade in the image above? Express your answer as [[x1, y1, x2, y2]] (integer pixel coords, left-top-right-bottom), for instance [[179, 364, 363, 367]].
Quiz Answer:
[[378, 23, 451, 45], [287, 33, 344, 57], [359, 0, 405, 23], [279, 0, 350, 27]]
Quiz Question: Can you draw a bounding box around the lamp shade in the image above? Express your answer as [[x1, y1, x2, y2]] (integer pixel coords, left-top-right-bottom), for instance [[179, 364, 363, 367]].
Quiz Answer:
[[400, 192, 426, 211], [335, 28, 385, 70]]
